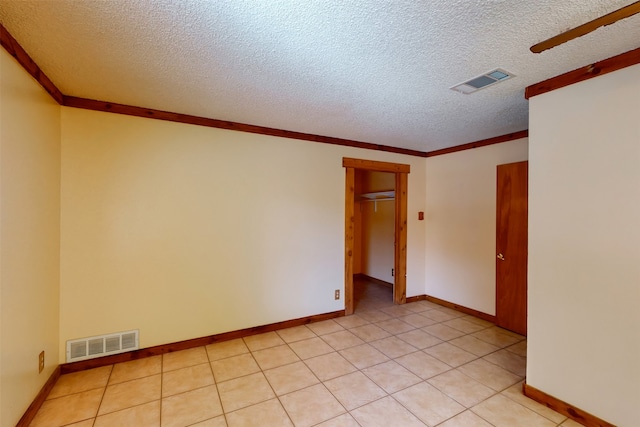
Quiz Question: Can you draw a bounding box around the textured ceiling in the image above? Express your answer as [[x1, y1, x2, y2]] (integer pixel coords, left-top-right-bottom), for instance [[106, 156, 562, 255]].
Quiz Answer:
[[1, 1, 639, 152]]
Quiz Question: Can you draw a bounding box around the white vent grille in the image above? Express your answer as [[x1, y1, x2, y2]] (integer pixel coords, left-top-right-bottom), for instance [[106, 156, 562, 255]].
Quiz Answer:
[[450, 68, 515, 94], [66, 330, 139, 362]]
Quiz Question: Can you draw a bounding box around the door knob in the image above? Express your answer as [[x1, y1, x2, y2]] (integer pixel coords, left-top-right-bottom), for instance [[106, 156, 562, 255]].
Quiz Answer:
[[497, 253, 505, 261]]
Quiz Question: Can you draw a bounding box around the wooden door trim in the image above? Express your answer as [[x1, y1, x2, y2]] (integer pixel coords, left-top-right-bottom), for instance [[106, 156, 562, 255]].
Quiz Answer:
[[425, 130, 528, 158], [394, 172, 408, 305], [0, 23, 64, 104], [343, 158, 411, 173], [525, 47, 640, 99], [344, 167, 356, 315], [344, 158, 409, 315]]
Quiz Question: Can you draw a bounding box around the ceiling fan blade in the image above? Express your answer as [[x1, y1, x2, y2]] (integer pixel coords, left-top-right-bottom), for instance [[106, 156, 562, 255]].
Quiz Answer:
[[531, 1, 640, 53]]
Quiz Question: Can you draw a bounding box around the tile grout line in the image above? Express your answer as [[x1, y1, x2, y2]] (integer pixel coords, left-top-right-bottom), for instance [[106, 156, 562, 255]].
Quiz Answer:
[[204, 345, 228, 427], [353, 317, 504, 426], [206, 335, 532, 427], [282, 329, 378, 426], [252, 329, 348, 426], [270, 333, 325, 427], [93, 364, 113, 426], [159, 354, 164, 426], [247, 325, 389, 425], [352, 292, 530, 426]]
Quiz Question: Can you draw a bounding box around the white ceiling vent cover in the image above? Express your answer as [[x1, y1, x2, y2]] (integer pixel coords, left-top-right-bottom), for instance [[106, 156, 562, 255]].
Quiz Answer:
[[66, 330, 139, 362], [450, 69, 515, 94]]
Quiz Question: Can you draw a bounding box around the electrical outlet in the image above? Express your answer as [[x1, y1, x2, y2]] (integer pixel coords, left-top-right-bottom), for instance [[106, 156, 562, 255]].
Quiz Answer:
[[334, 289, 340, 300], [38, 351, 45, 373]]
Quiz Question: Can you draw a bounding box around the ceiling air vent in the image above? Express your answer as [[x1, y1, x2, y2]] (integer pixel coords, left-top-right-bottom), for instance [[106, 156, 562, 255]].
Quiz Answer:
[[66, 330, 139, 362], [450, 69, 515, 94]]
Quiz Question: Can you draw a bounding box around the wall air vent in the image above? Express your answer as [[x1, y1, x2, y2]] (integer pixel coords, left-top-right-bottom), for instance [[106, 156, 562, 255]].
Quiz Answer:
[[66, 330, 139, 362], [450, 68, 515, 94]]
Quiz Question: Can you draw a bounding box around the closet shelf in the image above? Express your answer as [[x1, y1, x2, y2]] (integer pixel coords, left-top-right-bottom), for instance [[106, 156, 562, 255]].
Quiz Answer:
[[358, 191, 395, 212], [357, 190, 395, 202]]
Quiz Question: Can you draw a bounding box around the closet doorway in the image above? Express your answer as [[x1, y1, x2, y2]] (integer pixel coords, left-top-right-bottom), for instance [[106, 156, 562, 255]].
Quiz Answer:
[[343, 158, 409, 315]]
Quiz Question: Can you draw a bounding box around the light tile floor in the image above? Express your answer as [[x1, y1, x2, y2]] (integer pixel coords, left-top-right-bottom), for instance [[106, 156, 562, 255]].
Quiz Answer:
[[30, 279, 575, 427]]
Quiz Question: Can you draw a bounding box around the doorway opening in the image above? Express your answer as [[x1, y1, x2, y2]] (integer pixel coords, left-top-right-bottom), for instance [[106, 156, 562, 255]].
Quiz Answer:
[[353, 170, 396, 311], [343, 158, 410, 315]]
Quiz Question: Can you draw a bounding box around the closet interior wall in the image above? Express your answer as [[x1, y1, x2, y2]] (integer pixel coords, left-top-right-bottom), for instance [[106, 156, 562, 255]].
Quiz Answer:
[[354, 170, 396, 286]]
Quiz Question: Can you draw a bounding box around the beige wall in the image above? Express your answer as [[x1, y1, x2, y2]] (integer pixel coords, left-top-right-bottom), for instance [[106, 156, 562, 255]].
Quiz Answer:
[[528, 64, 640, 426], [360, 199, 394, 283], [362, 171, 395, 193], [59, 107, 427, 360], [0, 50, 61, 427], [423, 139, 528, 315]]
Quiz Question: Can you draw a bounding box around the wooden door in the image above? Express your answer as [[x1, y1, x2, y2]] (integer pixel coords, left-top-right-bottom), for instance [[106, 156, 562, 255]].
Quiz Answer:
[[496, 161, 528, 335]]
